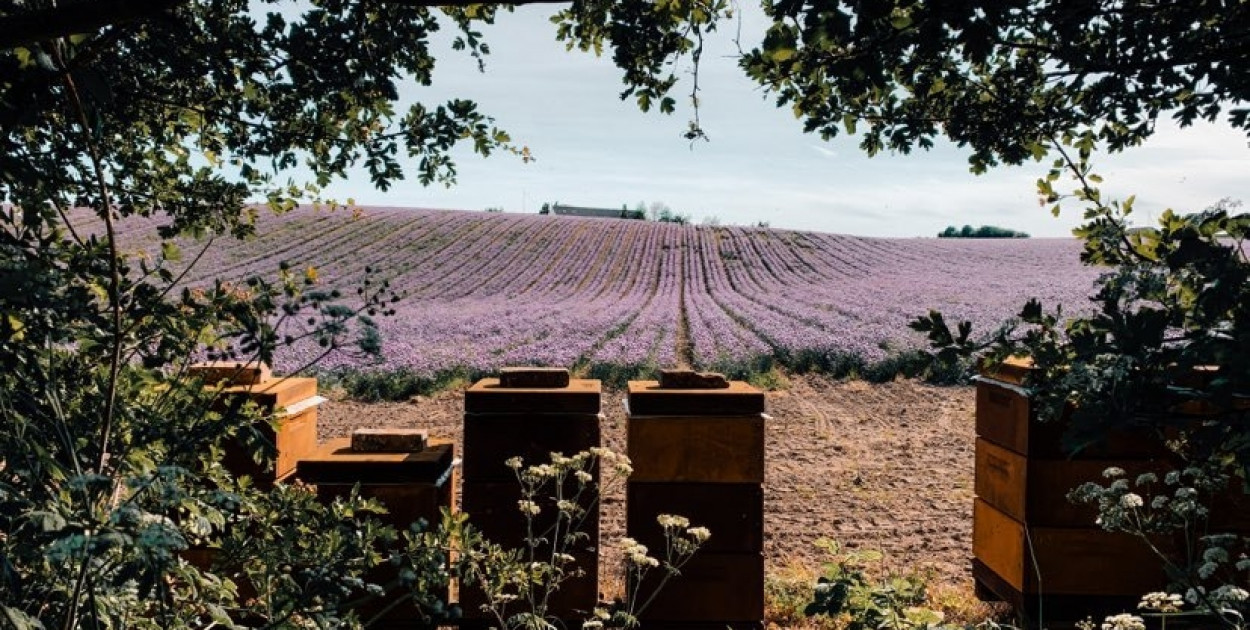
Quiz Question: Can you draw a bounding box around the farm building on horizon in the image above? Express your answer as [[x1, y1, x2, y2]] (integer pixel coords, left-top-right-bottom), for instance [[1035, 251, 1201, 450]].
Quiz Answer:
[[544, 203, 645, 220]]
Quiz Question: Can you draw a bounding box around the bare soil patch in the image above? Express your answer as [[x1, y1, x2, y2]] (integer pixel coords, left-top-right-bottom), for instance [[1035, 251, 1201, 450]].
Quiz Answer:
[[317, 375, 979, 609]]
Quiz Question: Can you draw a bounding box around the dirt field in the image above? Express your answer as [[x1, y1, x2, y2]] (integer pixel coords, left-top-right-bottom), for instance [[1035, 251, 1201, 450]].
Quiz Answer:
[[318, 375, 982, 613]]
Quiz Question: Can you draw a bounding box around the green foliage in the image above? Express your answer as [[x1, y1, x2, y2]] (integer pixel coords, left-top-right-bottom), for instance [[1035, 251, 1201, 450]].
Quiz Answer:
[[740, 0, 1249, 173], [911, 155, 1249, 626], [805, 540, 955, 630], [937, 225, 1029, 238], [320, 366, 484, 402], [913, 196, 1250, 464], [551, 0, 734, 138], [0, 2, 524, 626], [1069, 466, 1250, 628]]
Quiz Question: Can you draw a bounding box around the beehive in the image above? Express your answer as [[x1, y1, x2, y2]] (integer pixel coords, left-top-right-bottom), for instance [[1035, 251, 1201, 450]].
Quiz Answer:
[[626, 379, 766, 629], [972, 359, 1169, 625], [189, 361, 322, 486], [459, 373, 603, 623], [294, 436, 457, 628]]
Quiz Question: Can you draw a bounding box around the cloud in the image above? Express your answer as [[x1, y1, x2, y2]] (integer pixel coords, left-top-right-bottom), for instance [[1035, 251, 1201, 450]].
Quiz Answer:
[[810, 145, 839, 158]]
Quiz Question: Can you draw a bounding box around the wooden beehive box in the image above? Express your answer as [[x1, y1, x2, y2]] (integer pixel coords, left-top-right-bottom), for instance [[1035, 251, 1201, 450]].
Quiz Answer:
[[295, 437, 456, 530], [459, 373, 603, 624], [294, 437, 457, 628], [625, 379, 767, 628], [212, 377, 321, 484], [973, 359, 1171, 623]]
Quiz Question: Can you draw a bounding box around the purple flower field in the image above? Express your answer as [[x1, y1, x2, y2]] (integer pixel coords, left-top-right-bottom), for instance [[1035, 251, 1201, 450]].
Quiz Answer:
[[107, 206, 1102, 378]]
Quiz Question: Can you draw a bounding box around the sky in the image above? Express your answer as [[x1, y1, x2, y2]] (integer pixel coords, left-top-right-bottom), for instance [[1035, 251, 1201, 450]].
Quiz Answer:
[[316, 5, 1250, 238]]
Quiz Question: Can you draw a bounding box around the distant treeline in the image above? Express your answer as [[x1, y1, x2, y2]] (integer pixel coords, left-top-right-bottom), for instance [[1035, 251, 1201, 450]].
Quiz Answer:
[[938, 225, 1029, 238]]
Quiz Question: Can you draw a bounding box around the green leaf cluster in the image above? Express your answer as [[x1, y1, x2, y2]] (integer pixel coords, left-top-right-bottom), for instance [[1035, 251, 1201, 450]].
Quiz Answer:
[[740, 0, 1249, 173]]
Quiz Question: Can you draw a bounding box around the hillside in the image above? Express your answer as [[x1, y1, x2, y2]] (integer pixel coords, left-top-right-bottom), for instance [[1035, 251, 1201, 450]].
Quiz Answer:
[[95, 206, 1100, 379]]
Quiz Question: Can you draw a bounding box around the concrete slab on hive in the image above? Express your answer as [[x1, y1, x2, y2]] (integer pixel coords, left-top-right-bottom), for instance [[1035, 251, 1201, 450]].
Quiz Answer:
[[499, 366, 571, 388], [351, 428, 429, 453]]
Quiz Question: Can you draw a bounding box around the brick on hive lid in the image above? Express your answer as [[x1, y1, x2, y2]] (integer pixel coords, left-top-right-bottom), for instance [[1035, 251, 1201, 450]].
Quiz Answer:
[[658, 369, 730, 389], [189, 361, 272, 386], [499, 366, 571, 388], [351, 428, 429, 453]]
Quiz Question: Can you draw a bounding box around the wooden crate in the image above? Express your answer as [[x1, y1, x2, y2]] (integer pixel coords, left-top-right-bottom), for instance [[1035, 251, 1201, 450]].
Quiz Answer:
[[460, 480, 601, 552], [973, 438, 1169, 528], [630, 552, 764, 622], [189, 361, 271, 386], [975, 378, 1163, 459], [294, 438, 457, 627], [216, 376, 319, 412], [459, 376, 603, 623], [625, 380, 765, 628], [627, 415, 765, 483], [457, 548, 600, 622], [461, 412, 601, 482], [627, 482, 762, 553], [973, 499, 1167, 596], [295, 437, 456, 531], [211, 377, 321, 484], [220, 405, 319, 483]]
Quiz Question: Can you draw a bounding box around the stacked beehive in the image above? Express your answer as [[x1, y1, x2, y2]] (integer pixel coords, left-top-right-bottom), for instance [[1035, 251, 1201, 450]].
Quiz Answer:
[[460, 368, 603, 622], [295, 430, 457, 628], [191, 361, 322, 486], [191, 362, 458, 628], [972, 358, 1170, 625], [626, 372, 766, 630]]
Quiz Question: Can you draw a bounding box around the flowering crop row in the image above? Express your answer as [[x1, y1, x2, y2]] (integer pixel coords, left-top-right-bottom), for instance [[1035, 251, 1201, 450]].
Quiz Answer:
[[103, 206, 1100, 379]]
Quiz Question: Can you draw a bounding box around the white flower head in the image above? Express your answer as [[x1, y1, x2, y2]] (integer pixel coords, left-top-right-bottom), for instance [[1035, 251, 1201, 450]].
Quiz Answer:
[[1218, 586, 1249, 603], [517, 500, 541, 516], [1103, 466, 1127, 479], [1100, 613, 1145, 630], [575, 470, 593, 484], [656, 514, 690, 529], [505, 456, 524, 470], [1120, 493, 1144, 509], [686, 526, 711, 543], [1138, 592, 1184, 612]]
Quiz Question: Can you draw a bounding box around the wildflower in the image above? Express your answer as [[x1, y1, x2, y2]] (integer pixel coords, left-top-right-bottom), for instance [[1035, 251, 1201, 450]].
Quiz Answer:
[[620, 538, 658, 567], [554, 553, 576, 565], [1218, 586, 1249, 602], [505, 457, 524, 470], [575, 470, 593, 483], [1119, 493, 1144, 509], [686, 527, 711, 543], [583, 622, 603, 630], [1103, 467, 1126, 478], [556, 499, 578, 513], [517, 500, 541, 516], [656, 514, 690, 529], [1138, 592, 1183, 613], [1100, 613, 1145, 630], [613, 460, 634, 476]]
